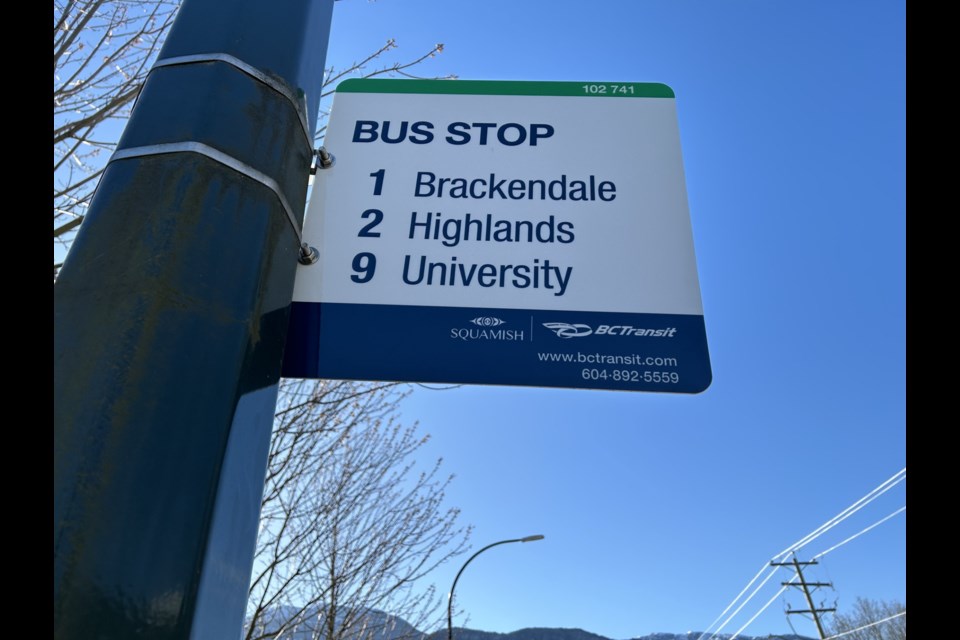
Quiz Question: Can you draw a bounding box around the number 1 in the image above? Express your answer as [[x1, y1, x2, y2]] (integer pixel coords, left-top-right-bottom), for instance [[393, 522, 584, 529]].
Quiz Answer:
[[369, 169, 385, 196]]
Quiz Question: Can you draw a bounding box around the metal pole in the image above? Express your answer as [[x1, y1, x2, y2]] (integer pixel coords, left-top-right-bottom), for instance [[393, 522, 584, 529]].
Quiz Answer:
[[53, 1, 333, 638], [447, 535, 544, 640]]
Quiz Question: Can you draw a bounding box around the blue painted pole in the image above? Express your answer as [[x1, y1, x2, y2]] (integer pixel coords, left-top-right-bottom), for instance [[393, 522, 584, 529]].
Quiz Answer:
[[53, 1, 333, 637]]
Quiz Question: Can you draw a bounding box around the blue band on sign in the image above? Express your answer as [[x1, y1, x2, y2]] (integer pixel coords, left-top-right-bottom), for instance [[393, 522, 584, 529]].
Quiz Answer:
[[282, 302, 711, 394]]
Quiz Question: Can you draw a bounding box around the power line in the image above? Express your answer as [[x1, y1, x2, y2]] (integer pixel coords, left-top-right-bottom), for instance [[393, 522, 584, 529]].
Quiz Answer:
[[696, 562, 775, 640], [814, 506, 906, 560], [728, 584, 789, 640], [725, 507, 904, 640], [701, 566, 783, 640], [776, 469, 905, 559], [696, 469, 905, 640]]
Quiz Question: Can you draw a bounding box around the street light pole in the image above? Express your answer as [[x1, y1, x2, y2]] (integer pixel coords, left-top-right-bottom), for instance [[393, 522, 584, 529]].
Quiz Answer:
[[447, 535, 545, 640]]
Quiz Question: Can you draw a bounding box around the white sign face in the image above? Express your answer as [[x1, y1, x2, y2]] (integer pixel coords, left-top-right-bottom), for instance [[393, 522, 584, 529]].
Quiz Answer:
[[283, 79, 711, 393]]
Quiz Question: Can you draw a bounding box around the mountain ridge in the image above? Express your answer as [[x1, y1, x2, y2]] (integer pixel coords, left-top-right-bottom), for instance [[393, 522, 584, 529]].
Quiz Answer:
[[431, 627, 814, 640], [247, 605, 815, 640]]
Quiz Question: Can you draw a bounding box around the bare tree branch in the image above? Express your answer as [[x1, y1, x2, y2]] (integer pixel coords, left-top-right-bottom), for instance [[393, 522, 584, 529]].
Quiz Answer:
[[246, 381, 470, 640], [828, 598, 906, 640], [54, 3, 452, 270], [54, 0, 179, 255]]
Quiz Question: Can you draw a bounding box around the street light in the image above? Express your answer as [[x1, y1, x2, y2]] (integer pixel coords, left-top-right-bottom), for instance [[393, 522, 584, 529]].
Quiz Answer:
[[447, 535, 545, 640]]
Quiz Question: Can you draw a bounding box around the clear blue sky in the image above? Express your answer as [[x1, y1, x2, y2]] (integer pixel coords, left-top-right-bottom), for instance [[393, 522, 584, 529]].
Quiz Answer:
[[320, 1, 906, 638]]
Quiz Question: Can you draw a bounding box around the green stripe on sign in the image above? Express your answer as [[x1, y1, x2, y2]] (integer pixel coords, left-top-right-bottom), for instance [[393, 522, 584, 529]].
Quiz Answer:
[[335, 78, 675, 98]]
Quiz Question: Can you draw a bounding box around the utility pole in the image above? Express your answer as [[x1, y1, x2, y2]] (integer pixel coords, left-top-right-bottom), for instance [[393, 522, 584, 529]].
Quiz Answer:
[[771, 555, 837, 640], [53, 1, 333, 638]]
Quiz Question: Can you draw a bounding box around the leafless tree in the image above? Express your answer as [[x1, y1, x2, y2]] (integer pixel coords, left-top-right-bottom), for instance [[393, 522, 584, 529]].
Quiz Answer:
[[829, 598, 906, 640], [53, 0, 453, 273], [54, 0, 179, 256], [245, 380, 471, 640]]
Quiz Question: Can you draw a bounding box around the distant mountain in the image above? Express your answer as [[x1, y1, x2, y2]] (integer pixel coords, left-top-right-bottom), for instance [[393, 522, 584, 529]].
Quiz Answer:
[[428, 628, 611, 640], [245, 606, 420, 640], [247, 606, 814, 640], [430, 629, 814, 640]]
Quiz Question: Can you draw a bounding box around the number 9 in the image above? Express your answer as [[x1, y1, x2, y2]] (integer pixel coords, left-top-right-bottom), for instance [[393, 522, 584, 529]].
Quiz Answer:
[[351, 252, 376, 283]]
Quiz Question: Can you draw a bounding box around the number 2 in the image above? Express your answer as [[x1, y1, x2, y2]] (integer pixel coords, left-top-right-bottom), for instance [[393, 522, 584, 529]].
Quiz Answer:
[[358, 209, 383, 237]]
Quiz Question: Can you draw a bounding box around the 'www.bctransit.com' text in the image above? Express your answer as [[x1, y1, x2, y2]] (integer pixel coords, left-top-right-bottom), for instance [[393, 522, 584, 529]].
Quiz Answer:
[[537, 351, 681, 385]]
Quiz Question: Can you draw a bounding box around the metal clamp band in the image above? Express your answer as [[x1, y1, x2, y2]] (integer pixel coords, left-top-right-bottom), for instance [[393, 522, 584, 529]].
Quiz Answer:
[[109, 142, 303, 243], [151, 53, 312, 148]]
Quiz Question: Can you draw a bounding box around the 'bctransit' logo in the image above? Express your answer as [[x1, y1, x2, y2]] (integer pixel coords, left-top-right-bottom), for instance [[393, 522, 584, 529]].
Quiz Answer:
[[542, 323, 593, 338], [543, 322, 678, 339]]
